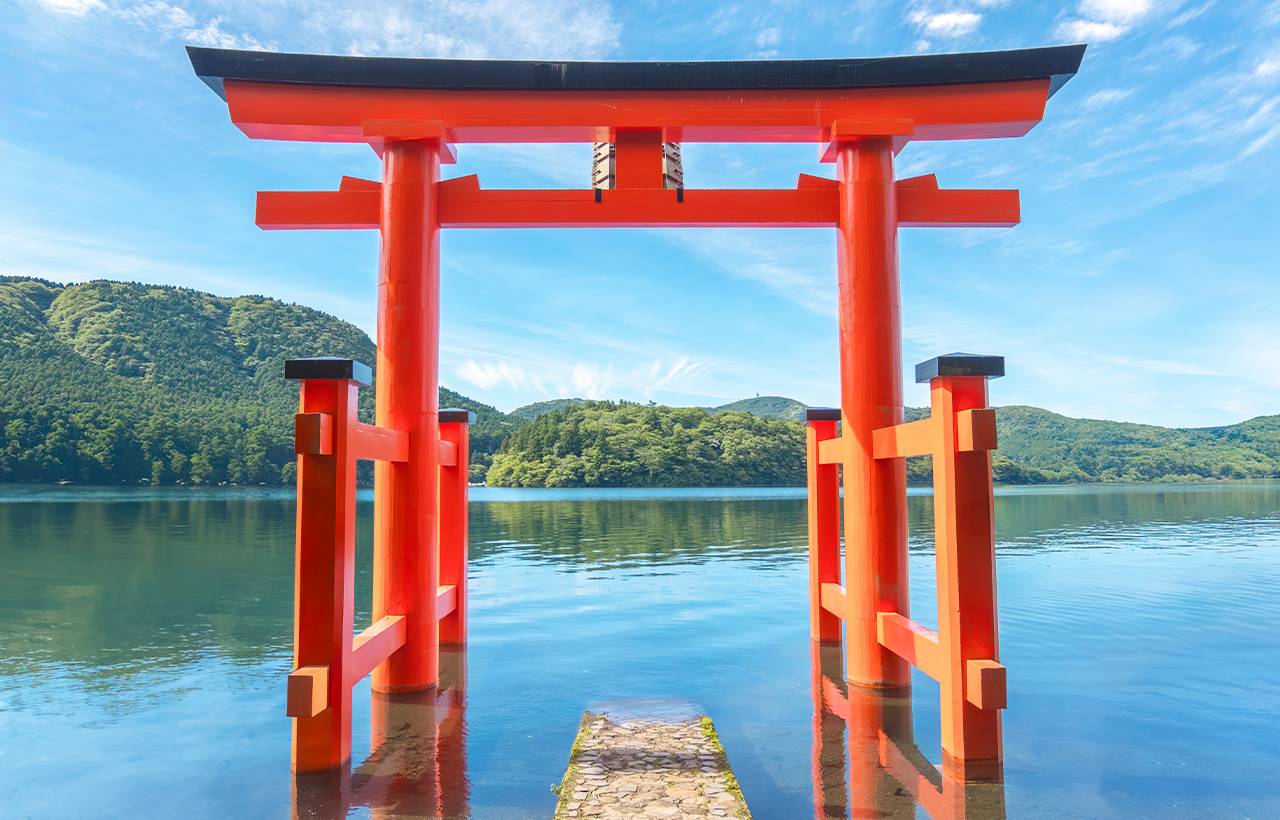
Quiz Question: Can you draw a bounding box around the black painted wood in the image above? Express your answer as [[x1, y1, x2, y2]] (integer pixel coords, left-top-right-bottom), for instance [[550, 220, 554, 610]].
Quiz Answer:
[[188, 45, 1085, 101]]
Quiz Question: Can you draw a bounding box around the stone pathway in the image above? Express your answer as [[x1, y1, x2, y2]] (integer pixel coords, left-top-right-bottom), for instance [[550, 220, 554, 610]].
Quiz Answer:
[[553, 713, 752, 820]]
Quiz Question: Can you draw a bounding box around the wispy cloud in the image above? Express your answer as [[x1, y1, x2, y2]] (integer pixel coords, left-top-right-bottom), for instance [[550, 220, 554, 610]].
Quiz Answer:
[[34, 0, 618, 59], [36, 0, 105, 14], [37, 0, 271, 49], [1056, 0, 1165, 42], [1080, 88, 1137, 107], [659, 228, 836, 315], [910, 10, 983, 38], [301, 0, 619, 59]]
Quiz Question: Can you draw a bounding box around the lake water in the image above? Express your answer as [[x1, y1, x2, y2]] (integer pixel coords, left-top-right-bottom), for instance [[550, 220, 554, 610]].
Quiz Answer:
[[2, 483, 1280, 819]]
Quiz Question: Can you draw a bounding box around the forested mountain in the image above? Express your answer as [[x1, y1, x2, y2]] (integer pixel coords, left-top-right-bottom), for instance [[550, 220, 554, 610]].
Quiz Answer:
[[487, 402, 804, 488], [0, 277, 519, 485], [3, 276, 1278, 488], [511, 398, 589, 420], [704, 396, 809, 421]]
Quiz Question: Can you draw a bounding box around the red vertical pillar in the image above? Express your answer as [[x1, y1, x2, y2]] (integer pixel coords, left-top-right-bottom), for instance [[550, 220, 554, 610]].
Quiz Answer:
[[374, 138, 443, 693], [836, 137, 910, 688], [930, 371, 1002, 780], [288, 358, 370, 771], [438, 410, 472, 644], [806, 408, 843, 642]]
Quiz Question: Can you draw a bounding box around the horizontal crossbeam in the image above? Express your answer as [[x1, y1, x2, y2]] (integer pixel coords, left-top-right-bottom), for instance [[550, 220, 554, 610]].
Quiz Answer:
[[350, 614, 407, 685], [820, 582, 847, 618], [223, 78, 1057, 144], [259, 178, 1018, 230], [872, 418, 938, 459], [877, 612, 944, 682], [436, 585, 457, 620]]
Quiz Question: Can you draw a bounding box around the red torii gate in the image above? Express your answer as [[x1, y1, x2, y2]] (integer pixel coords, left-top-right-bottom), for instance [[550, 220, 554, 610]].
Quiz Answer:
[[187, 44, 1083, 778]]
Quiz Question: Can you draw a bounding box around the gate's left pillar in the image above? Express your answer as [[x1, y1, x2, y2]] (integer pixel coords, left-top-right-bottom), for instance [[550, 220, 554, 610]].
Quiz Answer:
[[373, 136, 445, 693]]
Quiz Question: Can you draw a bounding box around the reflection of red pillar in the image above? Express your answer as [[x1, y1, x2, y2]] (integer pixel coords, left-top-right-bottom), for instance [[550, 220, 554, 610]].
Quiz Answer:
[[809, 642, 848, 820], [374, 138, 443, 693], [364, 645, 469, 819], [292, 373, 363, 771], [436, 645, 470, 819], [931, 376, 1002, 780], [836, 138, 910, 688]]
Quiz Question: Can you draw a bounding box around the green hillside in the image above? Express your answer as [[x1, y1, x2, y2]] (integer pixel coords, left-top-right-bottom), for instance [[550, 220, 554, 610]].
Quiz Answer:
[[511, 398, 590, 420], [487, 402, 803, 488], [0, 277, 520, 485], [4, 275, 1278, 489], [706, 395, 809, 421]]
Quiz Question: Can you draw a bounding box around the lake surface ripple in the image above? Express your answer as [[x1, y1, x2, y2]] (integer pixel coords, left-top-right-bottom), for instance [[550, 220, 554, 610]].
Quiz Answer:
[[2, 483, 1279, 819]]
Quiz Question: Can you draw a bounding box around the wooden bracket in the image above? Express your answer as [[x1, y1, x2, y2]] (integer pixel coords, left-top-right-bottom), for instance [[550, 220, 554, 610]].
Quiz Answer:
[[294, 413, 333, 455]]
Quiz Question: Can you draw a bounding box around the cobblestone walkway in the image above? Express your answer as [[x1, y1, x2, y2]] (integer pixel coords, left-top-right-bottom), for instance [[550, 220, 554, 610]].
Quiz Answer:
[[554, 713, 751, 820]]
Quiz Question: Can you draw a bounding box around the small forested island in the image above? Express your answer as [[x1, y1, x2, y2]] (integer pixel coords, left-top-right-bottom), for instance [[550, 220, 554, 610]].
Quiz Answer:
[[3, 275, 1279, 488]]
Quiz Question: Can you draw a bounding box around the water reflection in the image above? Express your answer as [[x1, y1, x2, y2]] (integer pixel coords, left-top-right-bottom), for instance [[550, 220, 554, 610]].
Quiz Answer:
[[811, 642, 1007, 820], [293, 646, 470, 819]]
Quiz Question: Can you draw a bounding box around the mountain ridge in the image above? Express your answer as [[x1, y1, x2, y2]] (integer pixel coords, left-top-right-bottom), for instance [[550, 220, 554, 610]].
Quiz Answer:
[[3, 275, 1278, 487]]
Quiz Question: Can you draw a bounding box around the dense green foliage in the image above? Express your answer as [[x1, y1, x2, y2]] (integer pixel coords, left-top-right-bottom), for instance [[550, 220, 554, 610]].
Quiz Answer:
[[4, 275, 1279, 489], [510, 397, 589, 420], [705, 395, 809, 421], [0, 277, 519, 485], [486, 401, 805, 487]]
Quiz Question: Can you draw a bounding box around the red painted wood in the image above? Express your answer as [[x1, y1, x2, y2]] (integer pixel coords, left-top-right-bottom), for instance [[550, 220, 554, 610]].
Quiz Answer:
[[372, 139, 443, 694], [438, 420, 469, 644], [836, 138, 910, 689], [931, 376, 1003, 780], [256, 184, 1019, 229], [222, 79, 1054, 144], [349, 615, 408, 685], [292, 377, 360, 771], [806, 418, 842, 641]]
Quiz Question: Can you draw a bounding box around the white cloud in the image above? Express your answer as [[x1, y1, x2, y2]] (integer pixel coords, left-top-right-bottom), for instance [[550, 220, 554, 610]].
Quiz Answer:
[[910, 10, 982, 37], [1081, 88, 1137, 107], [36, 0, 106, 14], [1259, 56, 1280, 77], [1057, 19, 1128, 41], [755, 27, 780, 47], [38, 0, 271, 50], [1080, 0, 1154, 24], [456, 359, 549, 394], [304, 0, 620, 60]]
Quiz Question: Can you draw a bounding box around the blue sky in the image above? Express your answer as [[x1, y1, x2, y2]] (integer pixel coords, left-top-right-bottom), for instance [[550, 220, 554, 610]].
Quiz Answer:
[[3, 0, 1278, 427]]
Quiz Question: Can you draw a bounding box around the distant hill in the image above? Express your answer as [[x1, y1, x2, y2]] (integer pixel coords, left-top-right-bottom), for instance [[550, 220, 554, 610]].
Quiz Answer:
[[0, 277, 520, 485], [488, 400, 804, 488], [511, 398, 590, 420], [706, 395, 809, 421], [4, 275, 1278, 488]]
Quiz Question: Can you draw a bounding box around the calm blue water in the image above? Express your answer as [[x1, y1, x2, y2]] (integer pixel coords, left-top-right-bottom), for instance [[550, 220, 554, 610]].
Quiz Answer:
[[2, 483, 1279, 819]]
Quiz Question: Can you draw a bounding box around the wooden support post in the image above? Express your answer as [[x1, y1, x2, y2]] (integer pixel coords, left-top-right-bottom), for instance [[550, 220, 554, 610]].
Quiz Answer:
[[438, 409, 473, 645], [836, 136, 911, 689], [286, 357, 370, 772], [921, 355, 1004, 781], [373, 136, 445, 694], [806, 408, 843, 642]]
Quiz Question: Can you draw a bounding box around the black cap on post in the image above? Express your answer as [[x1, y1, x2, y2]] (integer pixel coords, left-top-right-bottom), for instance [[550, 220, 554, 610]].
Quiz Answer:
[[915, 353, 1004, 383], [284, 356, 373, 387], [805, 407, 842, 421], [439, 408, 476, 424]]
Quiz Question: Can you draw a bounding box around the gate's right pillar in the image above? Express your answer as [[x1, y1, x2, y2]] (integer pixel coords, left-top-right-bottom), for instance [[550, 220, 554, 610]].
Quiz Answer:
[[835, 136, 911, 689]]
